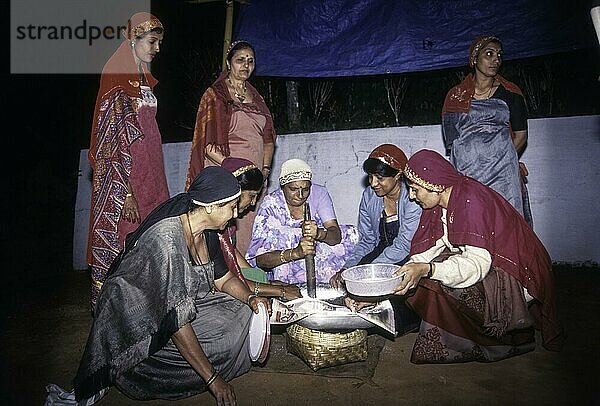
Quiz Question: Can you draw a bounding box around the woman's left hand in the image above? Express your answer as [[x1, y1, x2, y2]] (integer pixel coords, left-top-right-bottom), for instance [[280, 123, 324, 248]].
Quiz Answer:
[[208, 375, 237, 406], [393, 262, 429, 295], [122, 194, 141, 223], [301, 220, 318, 239]]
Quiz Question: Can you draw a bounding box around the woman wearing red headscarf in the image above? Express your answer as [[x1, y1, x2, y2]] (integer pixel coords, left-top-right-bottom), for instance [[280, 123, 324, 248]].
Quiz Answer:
[[87, 12, 170, 311], [388, 149, 562, 363], [185, 40, 276, 256], [441, 35, 533, 226]]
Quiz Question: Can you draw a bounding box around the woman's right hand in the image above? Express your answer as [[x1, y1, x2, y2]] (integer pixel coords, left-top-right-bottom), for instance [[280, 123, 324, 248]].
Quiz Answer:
[[280, 283, 302, 300], [296, 235, 316, 257], [208, 375, 237, 406], [344, 296, 377, 312]]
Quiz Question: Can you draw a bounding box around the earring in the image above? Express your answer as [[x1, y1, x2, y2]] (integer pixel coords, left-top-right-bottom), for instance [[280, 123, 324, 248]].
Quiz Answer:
[[226, 62, 230, 70], [130, 41, 135, 48]]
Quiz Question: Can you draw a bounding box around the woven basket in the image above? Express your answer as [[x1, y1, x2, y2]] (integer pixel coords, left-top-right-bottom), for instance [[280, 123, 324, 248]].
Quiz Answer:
[[285, 324, 368, 371]]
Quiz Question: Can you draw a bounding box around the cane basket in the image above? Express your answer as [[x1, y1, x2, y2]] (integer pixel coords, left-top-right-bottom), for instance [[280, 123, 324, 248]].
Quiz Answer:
[[285, 324, 368, 371]]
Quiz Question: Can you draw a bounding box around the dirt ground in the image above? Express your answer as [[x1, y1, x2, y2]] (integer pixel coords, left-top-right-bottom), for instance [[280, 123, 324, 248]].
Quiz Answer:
[[2, 265, 599, 405]]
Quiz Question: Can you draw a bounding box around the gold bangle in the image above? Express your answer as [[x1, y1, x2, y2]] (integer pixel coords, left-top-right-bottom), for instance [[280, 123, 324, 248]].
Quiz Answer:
[[279, 249, 287, 264], [254, 281, 260, 296], [126, 193, 132, 197], [286, 249, 293, 262], [280, 285, 285, 299]]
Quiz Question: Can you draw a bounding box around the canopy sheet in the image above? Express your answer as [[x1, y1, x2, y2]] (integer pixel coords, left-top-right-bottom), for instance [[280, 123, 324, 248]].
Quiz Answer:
[[235, 0, 596, 77]]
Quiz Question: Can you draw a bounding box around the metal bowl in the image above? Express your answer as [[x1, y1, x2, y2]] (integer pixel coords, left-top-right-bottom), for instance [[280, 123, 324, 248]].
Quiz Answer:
[[341, 264, 404, 297]]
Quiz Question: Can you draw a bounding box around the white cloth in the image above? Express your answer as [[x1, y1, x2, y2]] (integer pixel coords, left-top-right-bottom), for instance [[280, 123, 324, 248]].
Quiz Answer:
[[408, 208, 491, 288], [279, 158, 312, 185]]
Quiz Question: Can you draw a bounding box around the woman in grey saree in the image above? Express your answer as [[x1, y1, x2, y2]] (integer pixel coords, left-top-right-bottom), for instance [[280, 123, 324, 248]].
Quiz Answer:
[[46, 166, 270, 406]]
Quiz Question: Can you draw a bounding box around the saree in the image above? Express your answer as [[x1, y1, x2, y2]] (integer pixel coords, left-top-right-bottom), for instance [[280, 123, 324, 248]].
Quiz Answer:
[[442, 74, 524, 214], [404, 150, 562, 363], [246, 185, 358, 284], [87, 36, 169, 308], [185, 71, 276, 189], [74, 219, 251, 400]]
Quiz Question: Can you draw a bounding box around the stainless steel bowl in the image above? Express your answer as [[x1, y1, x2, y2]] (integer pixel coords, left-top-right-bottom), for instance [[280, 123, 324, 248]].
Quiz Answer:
[[341, 264, 404, 296]]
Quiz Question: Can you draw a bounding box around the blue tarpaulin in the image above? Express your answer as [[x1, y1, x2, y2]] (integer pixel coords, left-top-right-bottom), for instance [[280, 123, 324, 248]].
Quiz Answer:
[[234, 0, 596, 77]]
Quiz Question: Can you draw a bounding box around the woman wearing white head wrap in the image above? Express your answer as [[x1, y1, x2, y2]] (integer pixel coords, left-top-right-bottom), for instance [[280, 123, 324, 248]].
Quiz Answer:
[[246, 159, 358, 285]]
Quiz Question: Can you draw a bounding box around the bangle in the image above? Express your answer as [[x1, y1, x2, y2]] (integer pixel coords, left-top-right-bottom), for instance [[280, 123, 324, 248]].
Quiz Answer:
[[205, 369, 219, 387], [254, 281, 260, 296], [279, 249, 288, 264], [247, 293, 257, 305], [280, 286, 285, 299], [318, 228, 328, 241], [263, 166, 271, 172], [426, 262, 433, 278], [126, 193, 132, 197]]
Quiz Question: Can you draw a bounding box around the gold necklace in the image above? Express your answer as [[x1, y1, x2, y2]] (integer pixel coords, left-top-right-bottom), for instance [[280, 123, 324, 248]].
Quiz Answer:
[[474, 83, 494, 99], [227, 78, 247, 103]]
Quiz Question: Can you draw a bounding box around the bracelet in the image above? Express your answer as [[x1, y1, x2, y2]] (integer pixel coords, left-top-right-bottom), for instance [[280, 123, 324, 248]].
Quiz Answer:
[[279, 249, 288, 264], [205, 369, 219, 387], [254, 281, 260, 296], [426, 262, 434, 278], [318, 228, 328, 241], [280, 285, 285, 299], [125, 193, 132, 197], [263, 166, 271, 172], [247, 293, 257, 305]]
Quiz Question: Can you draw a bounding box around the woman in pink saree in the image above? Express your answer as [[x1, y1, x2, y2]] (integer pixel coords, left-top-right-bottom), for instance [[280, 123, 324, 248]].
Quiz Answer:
[[87, 12, 170, 311]]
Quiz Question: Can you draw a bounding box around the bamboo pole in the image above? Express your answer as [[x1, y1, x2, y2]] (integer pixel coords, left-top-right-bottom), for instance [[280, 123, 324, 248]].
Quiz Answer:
[[221, 0, 234, 71]]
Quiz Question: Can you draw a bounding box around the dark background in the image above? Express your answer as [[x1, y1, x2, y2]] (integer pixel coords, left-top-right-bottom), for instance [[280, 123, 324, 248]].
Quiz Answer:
[[4, 1, 600, 320]]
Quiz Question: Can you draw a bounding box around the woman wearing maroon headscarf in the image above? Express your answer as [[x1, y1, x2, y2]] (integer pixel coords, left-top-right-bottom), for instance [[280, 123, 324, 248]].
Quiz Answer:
[[220, 157, 301, 300], [392, 149, 562, 363], [441, 35, 533, 226], [87, 12, 170, 311]]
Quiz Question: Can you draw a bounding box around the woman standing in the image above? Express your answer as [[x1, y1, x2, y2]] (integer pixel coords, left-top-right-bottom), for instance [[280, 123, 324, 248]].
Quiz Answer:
[[87, 12, 170, 310], [441, 35, 528, 218], [186, 40, 276, 255]]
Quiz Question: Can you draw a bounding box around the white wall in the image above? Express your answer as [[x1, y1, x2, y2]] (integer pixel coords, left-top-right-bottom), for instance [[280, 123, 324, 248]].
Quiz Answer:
[[73, 115, 600, 269]]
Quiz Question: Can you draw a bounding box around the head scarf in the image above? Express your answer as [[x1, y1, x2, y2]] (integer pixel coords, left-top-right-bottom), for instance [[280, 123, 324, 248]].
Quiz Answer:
[[279, 158, 312, 186], [404, 149, 462, 192], [89, 13, 163, 161], [441, 35, 522, 115], [127, 12, 163, 40], [468, 35, 502, 68], [114, 167, 239, 264], [368, 144, 407, 171], [406, 149, 562, 351], [221, 157, 258, 179]]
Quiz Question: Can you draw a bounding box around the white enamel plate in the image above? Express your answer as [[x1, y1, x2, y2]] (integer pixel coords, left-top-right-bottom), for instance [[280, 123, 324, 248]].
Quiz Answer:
[[248, 302, 270, 362]]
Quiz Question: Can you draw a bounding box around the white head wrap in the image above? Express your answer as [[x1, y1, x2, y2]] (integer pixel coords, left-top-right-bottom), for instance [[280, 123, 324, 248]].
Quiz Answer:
[[279, 158, 312, 186]]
